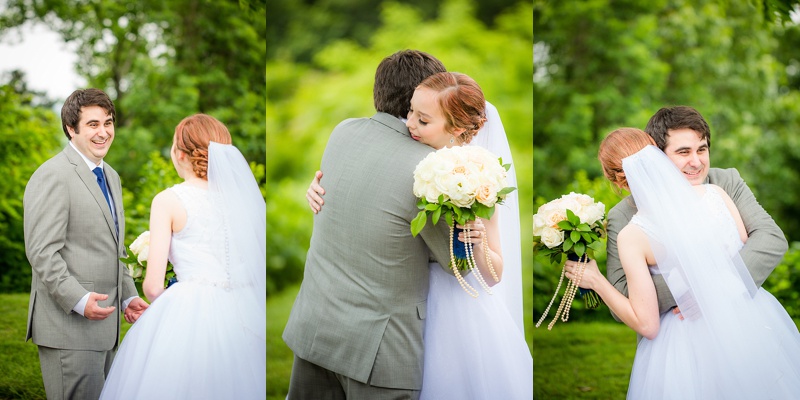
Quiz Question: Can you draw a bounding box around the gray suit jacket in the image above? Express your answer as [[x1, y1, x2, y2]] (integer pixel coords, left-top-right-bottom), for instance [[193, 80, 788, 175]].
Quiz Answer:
[[283, 113, 450, 390], [24, 145, 138, 350], [606, 167, 788, 316]]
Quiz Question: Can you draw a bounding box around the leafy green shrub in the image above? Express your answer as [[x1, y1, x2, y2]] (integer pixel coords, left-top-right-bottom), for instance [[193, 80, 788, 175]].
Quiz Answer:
[[764, 241, 800, 319]]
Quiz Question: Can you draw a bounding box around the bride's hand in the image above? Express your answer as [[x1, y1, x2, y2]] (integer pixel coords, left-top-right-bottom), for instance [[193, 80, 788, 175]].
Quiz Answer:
[[306, 171, 325, 214], [564, 258, 602, 290], [456, 220, 486, 245]]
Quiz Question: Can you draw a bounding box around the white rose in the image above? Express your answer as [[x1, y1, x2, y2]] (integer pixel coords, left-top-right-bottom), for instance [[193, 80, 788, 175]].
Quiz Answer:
[[129, 231, 150, 261], [440, 172, 476, 208], [533, 212, 548, 236], [127, 263, 143, 279], [475, 182, 499, 207], [540, 227, 565, 248], [557, 195, 581, 217], [137, 245, 150, 265], [577, 202, 605, 225], [568, 192, 595, 207], [541, 203, 567, 228]]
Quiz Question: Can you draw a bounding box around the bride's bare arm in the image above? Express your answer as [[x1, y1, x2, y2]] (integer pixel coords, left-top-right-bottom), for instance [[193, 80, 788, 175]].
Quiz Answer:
[[458, 213, 503, 285], [567, 224, 660, 339], [710, 184, 748, 244]]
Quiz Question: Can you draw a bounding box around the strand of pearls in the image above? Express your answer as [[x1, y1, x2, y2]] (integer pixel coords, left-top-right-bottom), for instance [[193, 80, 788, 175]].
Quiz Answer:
[[482, 233, 499, 282], [536, 253, 588, 330], [450, 225, 478, 298], [465, 225, 493, 295], [535, 266, 566, 328], [561, 257, 586, 322]]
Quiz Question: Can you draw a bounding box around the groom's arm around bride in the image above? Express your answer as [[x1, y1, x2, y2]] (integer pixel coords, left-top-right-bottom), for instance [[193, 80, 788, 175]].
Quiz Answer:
[[606, 106, 787, 316]]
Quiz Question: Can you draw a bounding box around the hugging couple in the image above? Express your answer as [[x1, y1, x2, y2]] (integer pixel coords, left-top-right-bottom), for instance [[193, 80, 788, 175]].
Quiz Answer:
[[564, 106, 800, 398], [282, 50, 533, 399]]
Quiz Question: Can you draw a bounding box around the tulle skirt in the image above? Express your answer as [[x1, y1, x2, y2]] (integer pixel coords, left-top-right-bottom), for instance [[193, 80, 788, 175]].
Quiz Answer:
[[420, 264, 532, 399], [99, 281, 265, 400], [628, 288, 800, 399]]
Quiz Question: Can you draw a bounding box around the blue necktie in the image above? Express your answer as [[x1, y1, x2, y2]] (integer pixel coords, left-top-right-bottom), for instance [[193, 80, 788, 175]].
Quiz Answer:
[[92, 167, 112, 212]]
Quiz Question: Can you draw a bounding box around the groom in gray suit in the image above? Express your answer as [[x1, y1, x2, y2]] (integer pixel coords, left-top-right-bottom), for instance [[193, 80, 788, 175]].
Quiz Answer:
[[283, 50, 452, 399], [604, 106, 787, 318], [24, 88, 149, 400]]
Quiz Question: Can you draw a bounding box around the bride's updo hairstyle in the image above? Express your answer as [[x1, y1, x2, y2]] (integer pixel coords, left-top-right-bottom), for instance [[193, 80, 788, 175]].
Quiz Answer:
[[417, 72, 487, 145], [598, 127, 656, 190], [174, 114, 233, 180]]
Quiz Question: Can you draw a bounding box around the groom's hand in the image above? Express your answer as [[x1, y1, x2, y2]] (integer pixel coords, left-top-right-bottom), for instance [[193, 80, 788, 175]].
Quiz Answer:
[[84, 292, 116, 320], [124, 297, 149, 324], [672, 306, 684, 321], [306, 170, 325, 213]]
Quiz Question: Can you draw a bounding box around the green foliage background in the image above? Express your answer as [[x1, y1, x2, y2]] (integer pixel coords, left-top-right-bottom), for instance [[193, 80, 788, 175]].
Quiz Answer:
[[534, 0, 800, 323], [0, 1, 266, 294], [535, 1, 800, 397], [267, 0, 534, 296]]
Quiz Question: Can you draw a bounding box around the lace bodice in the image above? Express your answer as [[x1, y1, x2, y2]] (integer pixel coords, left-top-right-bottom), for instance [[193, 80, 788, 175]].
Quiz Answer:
[[168, 184, 231, 286]]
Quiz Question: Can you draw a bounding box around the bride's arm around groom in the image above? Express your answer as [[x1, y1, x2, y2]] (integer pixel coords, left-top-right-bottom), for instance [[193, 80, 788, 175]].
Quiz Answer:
[[606, 106, 787, 315]]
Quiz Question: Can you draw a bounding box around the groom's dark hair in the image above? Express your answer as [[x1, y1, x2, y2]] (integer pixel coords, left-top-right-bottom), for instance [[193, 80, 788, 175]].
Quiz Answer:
[[61, 88, 116, 140], [373, 50, 447, 118], [644, 106, 711, 150]]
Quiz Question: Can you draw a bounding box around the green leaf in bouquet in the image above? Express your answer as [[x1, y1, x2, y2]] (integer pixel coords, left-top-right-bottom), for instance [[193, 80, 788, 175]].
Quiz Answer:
[[424, 203, 439, 211], [498, 187, 516, 196], [557, 220, 573, 231], [581, 232, 592, 242], [562, 237, 573, 252], [587, 240, 605, 251], [444, 210, 454, 227], [570, 230, 581, 243], [549, 252, 562, 266], [416, 198, 426, 210], [574, 241, 586, 257], [431, 205, 442, 224], [473, 203, 494, 220], [576, 223, 590, 232], [411, 210, 428, 237], [566, 209, 580, 226]]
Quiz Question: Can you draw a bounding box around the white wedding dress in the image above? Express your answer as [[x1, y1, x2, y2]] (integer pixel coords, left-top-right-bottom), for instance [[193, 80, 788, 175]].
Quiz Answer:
[[100, 144, 265, 399], [624, 147, 800, 399], [419, 103, 532, 399]]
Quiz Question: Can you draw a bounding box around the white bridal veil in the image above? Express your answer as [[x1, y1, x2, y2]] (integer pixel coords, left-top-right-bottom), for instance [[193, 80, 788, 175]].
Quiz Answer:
[[623, 145, 800, 397], [208, 142, 266, 341], [470, 101, 523, 334]]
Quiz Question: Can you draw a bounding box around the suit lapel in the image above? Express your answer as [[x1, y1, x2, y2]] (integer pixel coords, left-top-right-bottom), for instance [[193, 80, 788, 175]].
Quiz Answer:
[[63, 146, 118, 241]]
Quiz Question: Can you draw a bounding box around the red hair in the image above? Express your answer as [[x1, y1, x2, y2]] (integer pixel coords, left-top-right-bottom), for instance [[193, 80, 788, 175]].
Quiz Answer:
[[417, 72, 486, 144], [173, 114, 233, 179], [598, 127, 656, 190]]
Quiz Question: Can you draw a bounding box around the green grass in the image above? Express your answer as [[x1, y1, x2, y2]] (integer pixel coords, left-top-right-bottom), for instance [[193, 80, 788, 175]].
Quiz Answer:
[[266, 283, 299, 400], [0, 293, 135, 400], [532, 317, 800, 399], [533, 321, 636, 399], [268, 264, 535, 399]]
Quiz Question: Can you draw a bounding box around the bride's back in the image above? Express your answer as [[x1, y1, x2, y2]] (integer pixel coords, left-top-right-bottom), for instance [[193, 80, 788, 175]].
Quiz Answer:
[[168, 183, 229, 283]]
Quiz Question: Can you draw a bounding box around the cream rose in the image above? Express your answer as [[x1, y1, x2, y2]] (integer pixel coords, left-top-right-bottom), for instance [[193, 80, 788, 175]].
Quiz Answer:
[[540, 227, 565, 248]]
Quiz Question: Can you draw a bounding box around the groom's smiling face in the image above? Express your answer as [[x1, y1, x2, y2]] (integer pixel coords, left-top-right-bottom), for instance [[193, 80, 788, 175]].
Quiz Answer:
[[663, 128, 709, 186]]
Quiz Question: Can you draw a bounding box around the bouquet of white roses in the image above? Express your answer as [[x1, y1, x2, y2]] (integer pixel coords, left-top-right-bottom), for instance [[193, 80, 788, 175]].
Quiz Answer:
[[120, 231, 176, 288], [410, 145, 516, 297], [533, 192, 606, 329]]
